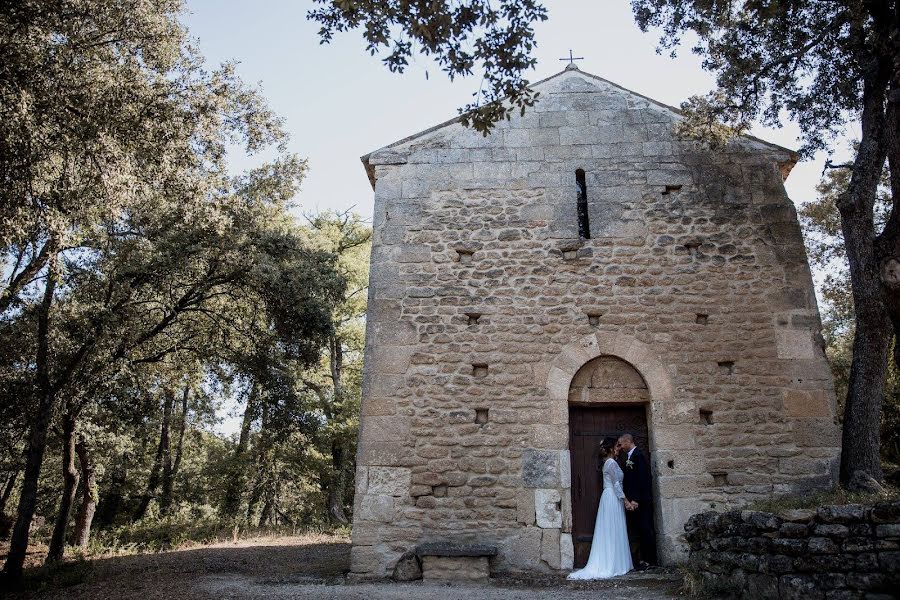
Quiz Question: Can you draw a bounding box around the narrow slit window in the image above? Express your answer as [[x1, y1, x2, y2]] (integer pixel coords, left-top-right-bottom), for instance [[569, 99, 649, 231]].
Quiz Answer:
[[576, 169, 590, 239]]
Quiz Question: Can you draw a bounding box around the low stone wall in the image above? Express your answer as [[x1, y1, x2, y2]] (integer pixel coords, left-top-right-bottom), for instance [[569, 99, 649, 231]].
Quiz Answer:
[[684, 501, 900, 599]]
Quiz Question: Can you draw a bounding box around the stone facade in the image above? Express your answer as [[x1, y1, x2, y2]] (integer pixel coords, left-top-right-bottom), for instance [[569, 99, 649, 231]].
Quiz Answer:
[[685, 502, 900, 599], [351, 66, 840, 578]]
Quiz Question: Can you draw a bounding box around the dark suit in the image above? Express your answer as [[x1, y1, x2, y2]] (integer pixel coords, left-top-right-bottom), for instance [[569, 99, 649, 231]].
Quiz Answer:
[[621, 447, 658, 565]]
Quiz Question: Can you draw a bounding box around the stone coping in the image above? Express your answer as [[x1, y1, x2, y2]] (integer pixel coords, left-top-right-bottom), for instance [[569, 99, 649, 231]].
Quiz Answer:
[[416, 542, 499, 558]]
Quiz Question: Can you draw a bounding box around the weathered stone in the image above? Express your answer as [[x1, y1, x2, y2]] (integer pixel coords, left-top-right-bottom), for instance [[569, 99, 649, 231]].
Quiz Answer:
[[808, 537, 839, 554], [871, 501, 900, 524], [875, 524, 900, 538], [781, 509, 817, 523], [535, 489, 562, 529], [358, 495, 396, 522], [391, 550, 422, 581], [560, 533, 574, 570], [521, 449, 560, 488], [421, 555, 490, 581], [367, 467, 411, 496], [814, 524, 850, 539], [517, 489, 535, 525], [818, 505, 866, 524], [540, 528, 561, 569]]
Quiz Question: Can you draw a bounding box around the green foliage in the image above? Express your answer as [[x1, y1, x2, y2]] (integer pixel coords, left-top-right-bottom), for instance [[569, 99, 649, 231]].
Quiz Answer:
[[0, 0, 364, 572], [308, 0, 548, 133], [631, 1, 890, 158]]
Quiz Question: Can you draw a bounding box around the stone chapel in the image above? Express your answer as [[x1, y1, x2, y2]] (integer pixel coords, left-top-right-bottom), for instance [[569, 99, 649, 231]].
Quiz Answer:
[[350, 65, 840, 579]]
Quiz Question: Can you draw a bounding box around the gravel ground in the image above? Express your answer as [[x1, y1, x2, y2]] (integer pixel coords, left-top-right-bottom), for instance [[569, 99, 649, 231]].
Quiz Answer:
[[5, 535, 683, 599]]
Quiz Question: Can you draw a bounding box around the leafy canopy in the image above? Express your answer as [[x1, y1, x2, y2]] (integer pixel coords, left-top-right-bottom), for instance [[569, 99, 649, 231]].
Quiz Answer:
[[631, 0, 890, 156], [308, 0, 548, 133]]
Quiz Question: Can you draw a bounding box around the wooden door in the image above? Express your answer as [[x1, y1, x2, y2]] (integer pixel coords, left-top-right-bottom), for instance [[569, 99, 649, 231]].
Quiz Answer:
[[569, 404, 649, 568]]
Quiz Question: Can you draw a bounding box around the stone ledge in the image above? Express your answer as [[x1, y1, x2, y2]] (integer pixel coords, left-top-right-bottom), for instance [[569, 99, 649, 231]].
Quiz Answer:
[[416, 542, 499, 558]]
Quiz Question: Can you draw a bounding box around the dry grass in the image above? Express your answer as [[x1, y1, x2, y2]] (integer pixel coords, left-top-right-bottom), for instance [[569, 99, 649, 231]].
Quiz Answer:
[[747, 484, 899, 514]]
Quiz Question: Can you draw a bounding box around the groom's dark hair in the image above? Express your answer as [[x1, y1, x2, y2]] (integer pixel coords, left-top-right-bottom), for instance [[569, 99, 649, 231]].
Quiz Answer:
[[619, 433, 634, 444]]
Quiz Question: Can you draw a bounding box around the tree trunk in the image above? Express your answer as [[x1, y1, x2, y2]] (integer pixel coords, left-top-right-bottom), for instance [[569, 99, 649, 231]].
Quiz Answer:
[[96, 455, 127, 528], [222, 383, 256, 518], [160, 385, 189, 515], [133, 389, 173, 521], [246, 402, 270, 525], [838, 64, 892, 485], [3, 257, 58, 582], [46, 411, 80, 564], [72, 437, 97, 549], [0, 470, 19, 516], [327, 337, 349, 524], [879, 83, 900, 376]]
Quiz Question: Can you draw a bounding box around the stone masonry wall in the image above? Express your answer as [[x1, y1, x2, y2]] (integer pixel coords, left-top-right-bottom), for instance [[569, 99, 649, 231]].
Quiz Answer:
[[685, 501, 900, 599], [350, 67, 840, 578]]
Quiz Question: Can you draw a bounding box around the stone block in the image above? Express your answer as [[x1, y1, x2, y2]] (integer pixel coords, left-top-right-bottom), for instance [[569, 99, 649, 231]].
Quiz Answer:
[[499, 526, 543, 571], [422, 555, 490, 581], [517, 489, 535, 525], [535, 488, 563, 528], [362, 416, 409, 443], [540, 528, 561, 569], [776, 328, 818, 359], [357, 494, 396, 523], [783, 389, 830, 418], [560, 533, 574, 570], [522, 449, 560, 488], [359, 442, 407, 467], [367, 467, 411, 496], [531, 424, 568, 449], [350, 545, 382, 574], [817, 505, 865, 523], [392, 550, 422, 581]]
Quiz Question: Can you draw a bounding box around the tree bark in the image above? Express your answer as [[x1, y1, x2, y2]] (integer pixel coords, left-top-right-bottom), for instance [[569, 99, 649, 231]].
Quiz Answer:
[[133, 389, 173, 521], [0, 470, 19, 517], [245, 402, 270, 525], [2, 256, 59, 582], [72, 437, 97, 549], [160, 385, 189, 515], [838, 62, 892, 485], [327, 337, 349, 524], [46, 411, 80, 564], [878, 83, 900, 375], [222, 383, 256, 518]]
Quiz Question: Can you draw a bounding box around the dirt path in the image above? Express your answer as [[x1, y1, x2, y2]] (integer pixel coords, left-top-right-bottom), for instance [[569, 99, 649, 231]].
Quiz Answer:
[[7, 535, 683, 599]]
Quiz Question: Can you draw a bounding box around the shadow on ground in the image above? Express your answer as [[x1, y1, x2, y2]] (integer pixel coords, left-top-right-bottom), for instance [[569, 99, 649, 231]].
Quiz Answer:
[[4, 536, 682, 600]]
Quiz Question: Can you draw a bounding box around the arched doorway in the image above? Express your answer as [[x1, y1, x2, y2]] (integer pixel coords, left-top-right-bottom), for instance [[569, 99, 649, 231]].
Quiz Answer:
[[567, 356, 650, 568]]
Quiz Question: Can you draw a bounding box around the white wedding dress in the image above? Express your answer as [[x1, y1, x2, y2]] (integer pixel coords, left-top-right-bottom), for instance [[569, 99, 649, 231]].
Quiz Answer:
[[567, 457, 633, 579]]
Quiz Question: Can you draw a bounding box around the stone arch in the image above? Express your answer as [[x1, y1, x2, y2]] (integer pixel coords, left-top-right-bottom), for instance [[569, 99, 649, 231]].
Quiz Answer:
[[546, 332, 674, 410], [568, 356, 649, 405]]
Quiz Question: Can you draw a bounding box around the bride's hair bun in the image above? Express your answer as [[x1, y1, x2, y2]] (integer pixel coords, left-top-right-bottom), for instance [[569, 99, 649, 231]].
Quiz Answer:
[[599, 436, 618, 456]]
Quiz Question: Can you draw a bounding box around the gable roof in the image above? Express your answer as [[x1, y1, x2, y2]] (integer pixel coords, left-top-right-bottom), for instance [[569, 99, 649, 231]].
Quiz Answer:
[[360, 65, 799, 189]]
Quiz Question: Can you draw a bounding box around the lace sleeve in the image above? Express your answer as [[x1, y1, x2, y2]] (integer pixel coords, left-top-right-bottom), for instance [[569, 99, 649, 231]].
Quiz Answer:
[[605, 459, 626, 500]]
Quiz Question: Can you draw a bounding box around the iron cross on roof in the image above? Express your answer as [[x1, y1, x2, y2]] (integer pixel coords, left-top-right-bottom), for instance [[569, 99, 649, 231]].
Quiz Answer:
[[559, 49, 584, 68]]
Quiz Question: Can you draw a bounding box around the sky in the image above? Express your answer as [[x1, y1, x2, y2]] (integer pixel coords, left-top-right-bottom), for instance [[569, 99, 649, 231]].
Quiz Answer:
[[181, 0, 856, 224]]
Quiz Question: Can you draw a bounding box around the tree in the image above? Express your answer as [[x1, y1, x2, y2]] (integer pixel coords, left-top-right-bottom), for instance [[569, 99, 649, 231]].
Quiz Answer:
[[801, 167, 900, 467], [0, 0, 343, 580], [308, 0, 548, 132], [630, 0, 900, 486], [303, 211, 370, 524]]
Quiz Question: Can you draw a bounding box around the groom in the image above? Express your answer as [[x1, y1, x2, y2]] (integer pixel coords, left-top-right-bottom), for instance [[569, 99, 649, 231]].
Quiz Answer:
[[617, 433, 658, 569]]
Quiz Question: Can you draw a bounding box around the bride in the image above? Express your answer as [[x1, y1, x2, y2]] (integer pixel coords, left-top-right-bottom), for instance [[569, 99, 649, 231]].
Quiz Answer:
[[567, 436, 633, 579]]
